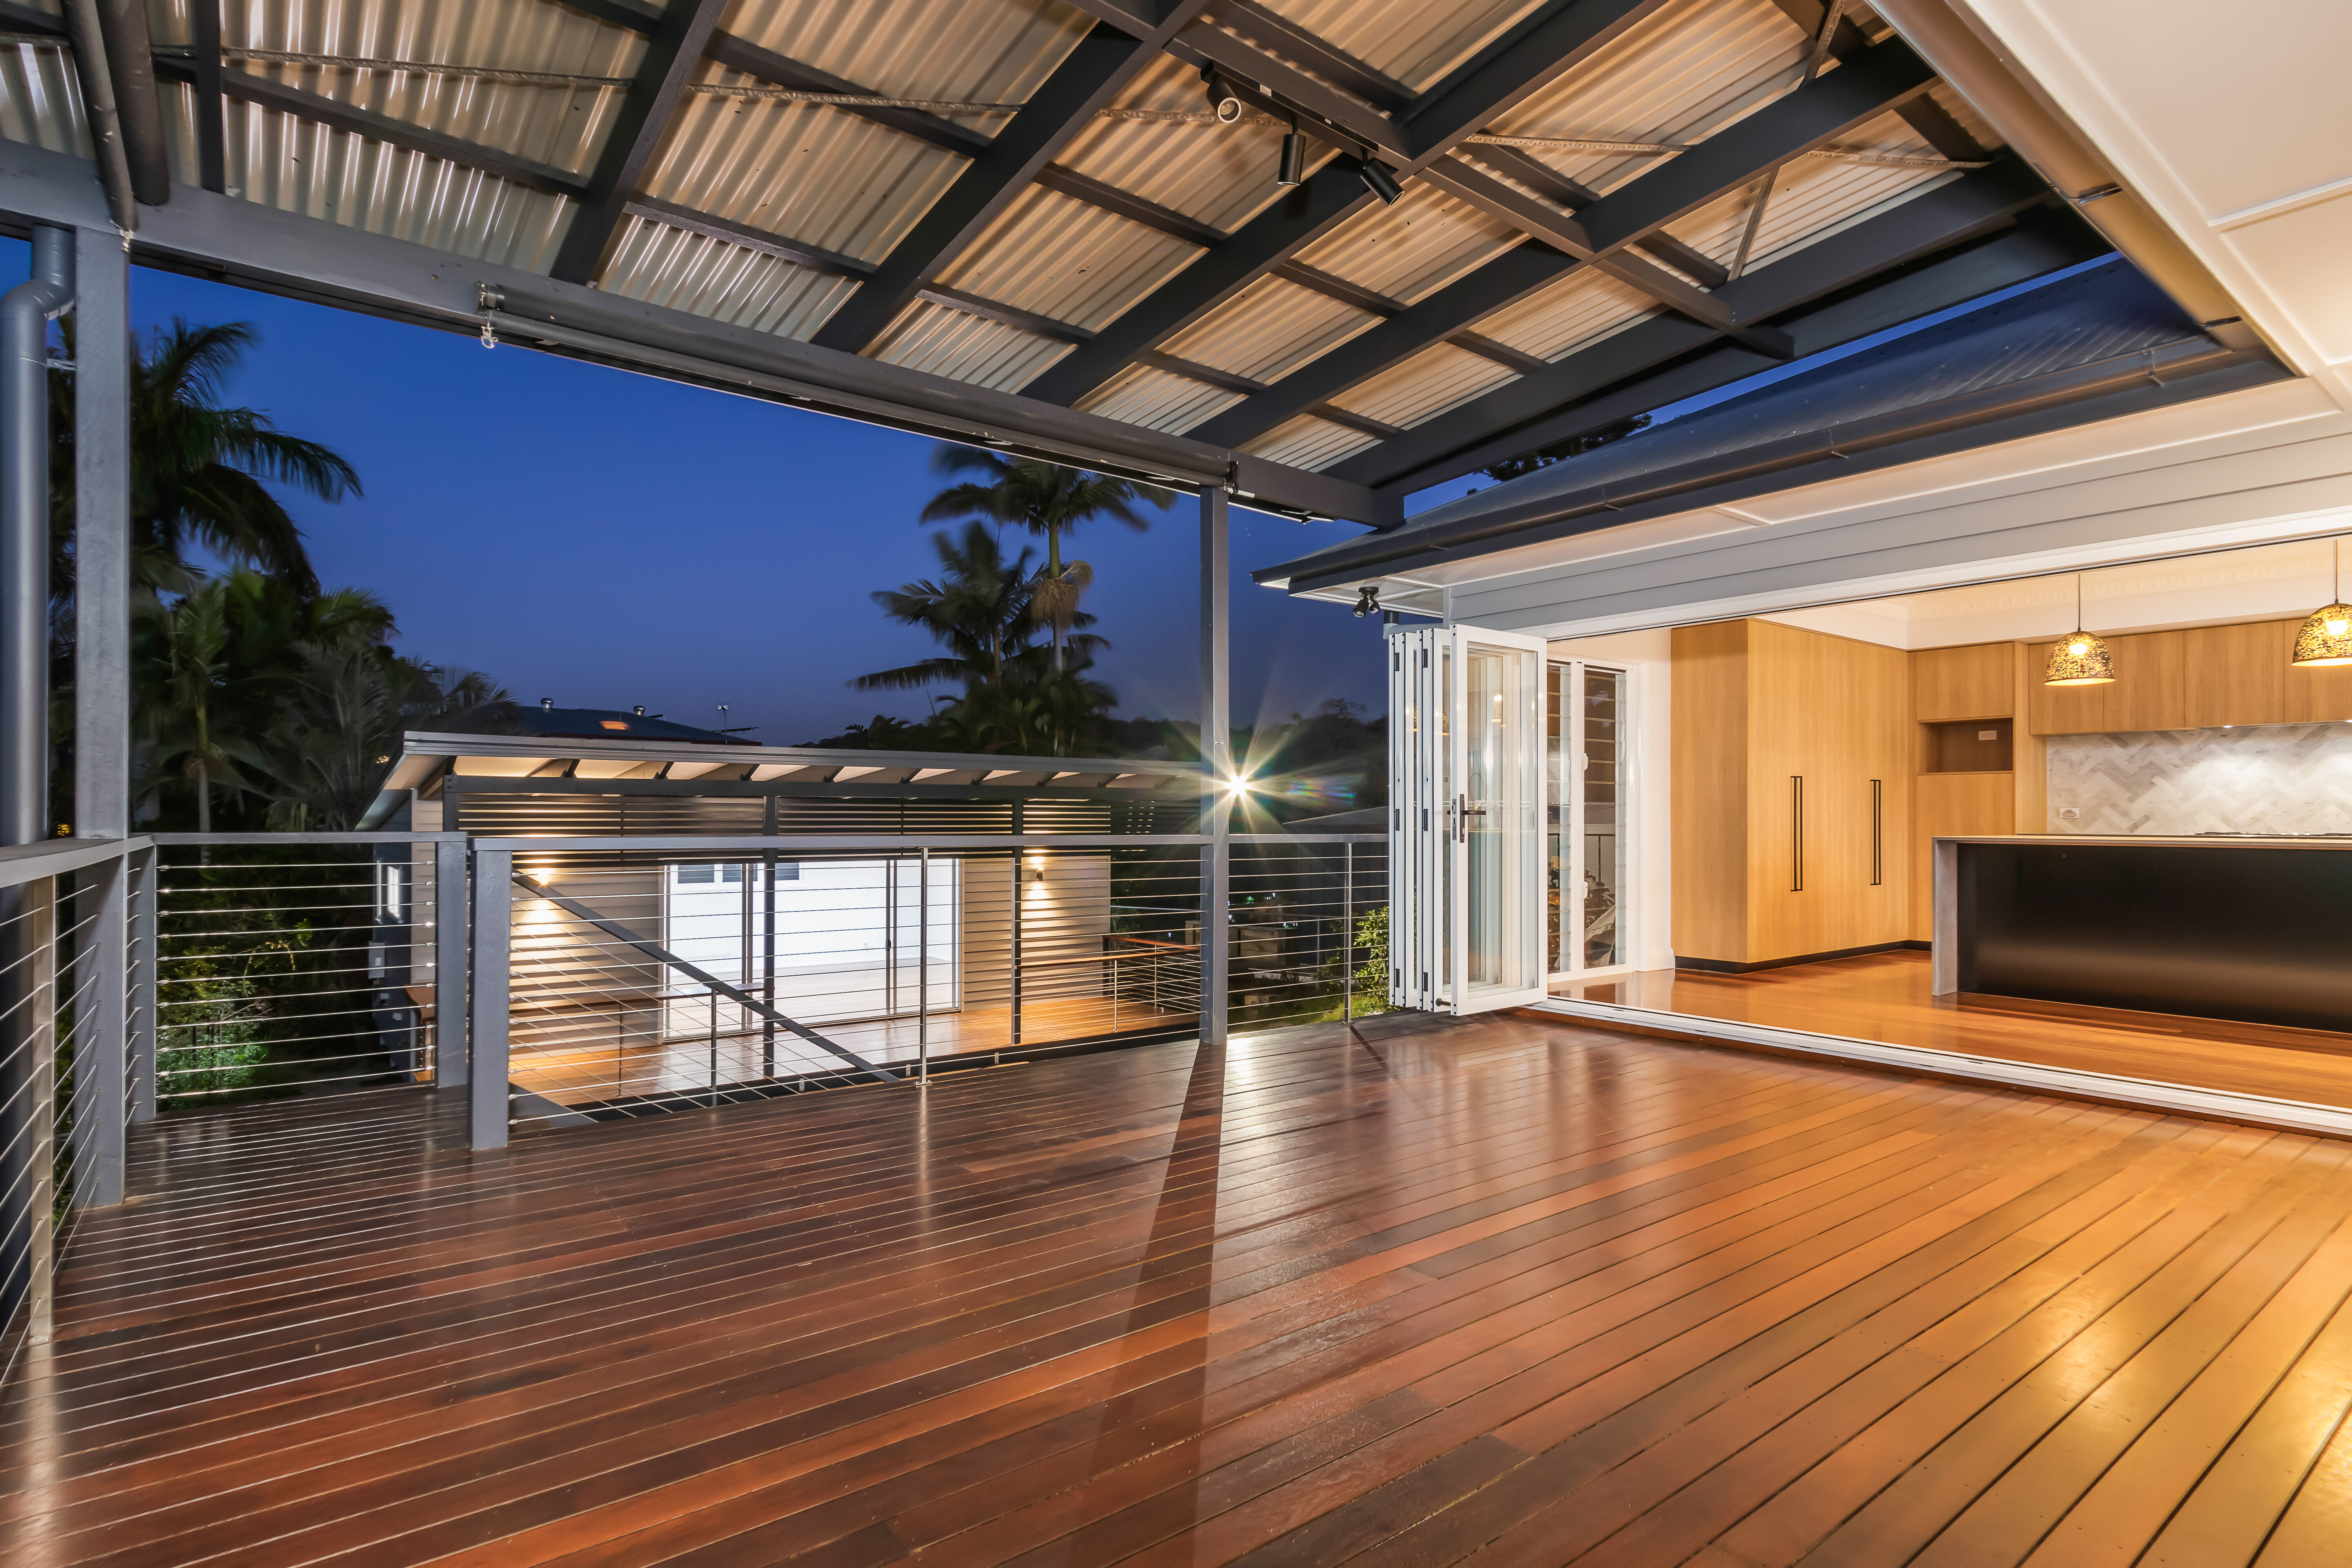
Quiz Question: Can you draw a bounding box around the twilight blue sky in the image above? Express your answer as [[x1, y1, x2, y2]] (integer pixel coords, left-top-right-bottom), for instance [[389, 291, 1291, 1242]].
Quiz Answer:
[[11, 238, 1392, 745]]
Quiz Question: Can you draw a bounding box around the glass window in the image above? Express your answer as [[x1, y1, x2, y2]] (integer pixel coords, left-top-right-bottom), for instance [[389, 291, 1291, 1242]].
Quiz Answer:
[[1546, 661, 1630, 975], [676, 864, 714, 885]]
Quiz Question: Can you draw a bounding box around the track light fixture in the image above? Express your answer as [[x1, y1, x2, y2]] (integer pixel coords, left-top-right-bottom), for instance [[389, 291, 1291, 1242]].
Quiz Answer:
[[1202, 68, 1243, 124], [1277, 112, 1304, 187], [1357, 158, 1403, 205], [1352, 584, 1382, 619]]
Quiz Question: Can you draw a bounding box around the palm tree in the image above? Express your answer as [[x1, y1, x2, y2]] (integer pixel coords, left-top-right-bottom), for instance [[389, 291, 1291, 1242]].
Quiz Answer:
[[50, 317, 359, 603], [918, 448, 1171, 671], [266, 651, 514, 831]]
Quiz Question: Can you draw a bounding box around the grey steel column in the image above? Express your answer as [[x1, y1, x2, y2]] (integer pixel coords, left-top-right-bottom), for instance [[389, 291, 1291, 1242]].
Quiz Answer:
[[434, 840, 468, 1088], [1199, 483, 1230, 1047], [72, 852, 125, 1207], [468, 848, 510, 1149], [129, 846, 155, 1121], [73, 227, 129, 842], [2, 226, 71, 850]]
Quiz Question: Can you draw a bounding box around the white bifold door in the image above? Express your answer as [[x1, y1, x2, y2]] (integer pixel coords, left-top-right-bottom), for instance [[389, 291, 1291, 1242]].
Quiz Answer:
[[1388, 622, 1548, 1014]]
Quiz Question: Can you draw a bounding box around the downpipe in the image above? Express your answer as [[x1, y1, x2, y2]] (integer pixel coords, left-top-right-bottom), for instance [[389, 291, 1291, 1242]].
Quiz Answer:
[[0, 226, 73, 1322]]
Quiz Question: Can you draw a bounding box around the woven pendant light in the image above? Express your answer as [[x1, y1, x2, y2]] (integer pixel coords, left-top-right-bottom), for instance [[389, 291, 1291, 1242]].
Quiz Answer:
[[2044, 573, 2114, 686], [2292, 539, 2352, 667]]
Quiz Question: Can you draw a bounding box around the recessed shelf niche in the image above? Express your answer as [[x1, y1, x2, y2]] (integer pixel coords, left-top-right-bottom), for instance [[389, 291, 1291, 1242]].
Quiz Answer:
[[1924, 718, 2013, 773]]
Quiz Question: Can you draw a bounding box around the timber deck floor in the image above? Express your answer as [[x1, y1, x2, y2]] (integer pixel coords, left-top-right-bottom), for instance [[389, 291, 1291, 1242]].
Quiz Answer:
[[9, 1010, 2352, 1566], [1554, 950, 2352, 1109]]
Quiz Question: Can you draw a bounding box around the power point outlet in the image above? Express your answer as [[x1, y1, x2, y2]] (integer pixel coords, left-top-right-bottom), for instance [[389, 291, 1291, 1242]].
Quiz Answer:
[[1978, 730, 1998, 740], [2058, 807, 2080, 819]]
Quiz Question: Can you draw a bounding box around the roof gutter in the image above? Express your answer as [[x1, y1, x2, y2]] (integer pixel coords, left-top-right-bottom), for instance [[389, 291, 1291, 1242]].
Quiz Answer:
[[1270, 334, 2271, 591], [1869, 0, 2257, 353]]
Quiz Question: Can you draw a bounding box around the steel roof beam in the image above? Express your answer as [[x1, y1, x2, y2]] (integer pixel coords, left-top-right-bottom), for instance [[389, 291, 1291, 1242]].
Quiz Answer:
[[1762, 0, 1987, 161], [812, 8, 1212, 356], [149, 58, 593, 197], [187, 0, 225, 193], [1327, 158, 2060, 496], [550, 0, 728, 285], [1208, 0, 1411, 111], [702, 32, 992, 158], [1467, 143, 1729, 288]]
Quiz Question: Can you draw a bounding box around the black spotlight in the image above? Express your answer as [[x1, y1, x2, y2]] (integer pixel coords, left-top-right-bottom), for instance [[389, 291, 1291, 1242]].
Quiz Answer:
[[1357, 158, 1403, 205], [1203, 69, 1243, 124], [1352, 584, 1382, 619], [1277, 127, 1304, 187]]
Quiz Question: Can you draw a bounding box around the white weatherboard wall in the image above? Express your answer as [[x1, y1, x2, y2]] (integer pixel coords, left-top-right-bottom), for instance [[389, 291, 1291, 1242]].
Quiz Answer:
[[2046, 724, 2352, 836], [1544, 628, 1673, 973]]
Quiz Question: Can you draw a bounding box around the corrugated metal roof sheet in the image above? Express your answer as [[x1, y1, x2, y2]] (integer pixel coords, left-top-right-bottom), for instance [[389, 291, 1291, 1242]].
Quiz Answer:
[[1396, 257, 2200, 532], [1073, 362, 1243, 432], [647, 68, 967, 263], [1329, 340, 1517, 428], [722, 0, 1086, 122], [1473, 268, 1661, 362], [1259, 0, 1546, 93], [868, 298, 1068, 390], [1662, 114, 1955, 269], [1294, 180, 1521, 303], [603, 218, 858, 339], [933, 184, 1198, 331], [1160, 274, 1376, 383], [1242, 410, 1376, 471], [0, 27, 90, 161]]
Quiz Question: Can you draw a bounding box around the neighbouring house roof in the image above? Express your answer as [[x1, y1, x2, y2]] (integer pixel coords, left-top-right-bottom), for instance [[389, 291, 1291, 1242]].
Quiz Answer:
[[521, 706, 740, 745], [1256, 254, 2282, 592]]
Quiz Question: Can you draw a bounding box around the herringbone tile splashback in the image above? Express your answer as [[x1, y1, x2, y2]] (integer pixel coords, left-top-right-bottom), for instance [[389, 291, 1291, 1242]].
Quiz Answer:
[[2046, 723, 2352, 835]]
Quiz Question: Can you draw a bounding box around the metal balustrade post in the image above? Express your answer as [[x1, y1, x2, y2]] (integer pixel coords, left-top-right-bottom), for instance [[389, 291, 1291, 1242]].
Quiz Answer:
[[1199, 482, 1231, 1047], [468, 849, 510, 1149], [917, 846, 929, 1083], [26, 877, 54, 1344], [129, 848, 155, 1122], [1343, 842, 1354, 1024], [434, 840, 468, 1089], [74, 851, 125, 1207]]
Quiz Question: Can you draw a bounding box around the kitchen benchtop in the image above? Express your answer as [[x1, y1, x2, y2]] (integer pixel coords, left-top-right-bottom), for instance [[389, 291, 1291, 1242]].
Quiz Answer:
[[1932, 834, 2352, 849]]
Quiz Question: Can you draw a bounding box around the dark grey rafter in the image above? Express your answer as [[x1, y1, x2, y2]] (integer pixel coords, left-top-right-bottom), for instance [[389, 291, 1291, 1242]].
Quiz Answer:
[[702, 32, 991, 158], [915, 284, 1092, 344], [1327, 158, 2058, 497], [1309, 405, 1406, 441], [149, 58, 592, 196], [549, 0, 727, 284], [1032, 166, 1223, 248], [1271, 261, 1405, 316], [1187, 244, 1579, 446], [1162, 30, 1404, 159], [624, 196, 872, 277], [189, 0, 225, 192], [812, 7, 1213, 355], [1025, 0, 1690, 407], [1135, 351, 1266, 395], [1453, 334, 1551, 376]]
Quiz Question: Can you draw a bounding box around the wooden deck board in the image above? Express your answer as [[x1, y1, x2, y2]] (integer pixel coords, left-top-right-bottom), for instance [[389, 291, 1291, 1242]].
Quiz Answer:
[[7, 1011, 2352, 1565]]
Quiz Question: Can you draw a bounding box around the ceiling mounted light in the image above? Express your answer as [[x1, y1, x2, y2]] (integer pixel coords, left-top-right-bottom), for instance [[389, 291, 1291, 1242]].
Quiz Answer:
[[1351, 584, 1381, 618], [1203, 69, 1243, 124], [2293, 537, 2352, 666], [2044, 572, 2115, 686], [1357, 158, 1404, 205], [1277, 115, 1304, 187]]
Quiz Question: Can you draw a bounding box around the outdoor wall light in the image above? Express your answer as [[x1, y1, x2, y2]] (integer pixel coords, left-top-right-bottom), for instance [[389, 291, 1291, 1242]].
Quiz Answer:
[[2043, 573, 2116, 686], [2293, 538, 2352, 666], [1357, 159, 1404, 205], [1352, 584, 1381, 617]]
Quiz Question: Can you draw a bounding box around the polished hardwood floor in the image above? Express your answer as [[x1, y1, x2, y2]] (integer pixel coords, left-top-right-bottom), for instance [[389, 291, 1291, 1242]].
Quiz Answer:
[[9, 1010, 2352, 1565], [1556, 949, 2352, 1110]]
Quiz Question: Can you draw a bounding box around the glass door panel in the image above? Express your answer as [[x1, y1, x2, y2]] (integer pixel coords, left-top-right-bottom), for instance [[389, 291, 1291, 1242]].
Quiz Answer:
[[1582, 666, 1624, 969], [1546, 660, 1632, 978]]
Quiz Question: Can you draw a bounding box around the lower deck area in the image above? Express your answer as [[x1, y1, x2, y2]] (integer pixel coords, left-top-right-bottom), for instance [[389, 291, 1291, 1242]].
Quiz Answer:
[[8, 1010, 2352, 1565], [1555, 949, 2352, 1112]]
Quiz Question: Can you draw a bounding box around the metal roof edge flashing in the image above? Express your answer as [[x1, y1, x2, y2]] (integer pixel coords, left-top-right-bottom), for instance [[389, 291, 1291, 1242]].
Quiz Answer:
[[1266, 334, 2278, 593]]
